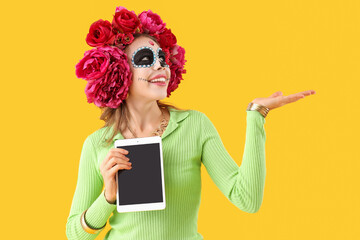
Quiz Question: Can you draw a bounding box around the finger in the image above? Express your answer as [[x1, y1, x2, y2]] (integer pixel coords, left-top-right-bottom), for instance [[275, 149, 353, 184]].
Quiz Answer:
[[296, 90, 316, 99], [110, 151, 130, 161], [110, 148, 129, 155], [108, 164, 132, 177], [105, 156, 131, 170], [270, 91, 283, 98], [101, 151, 127, 169], [284, 93, 304, 103], [106, 156, 131, 170], [298, 90, 316, 96], [307, 90, 316, 95], [102, 149, 130, 169]]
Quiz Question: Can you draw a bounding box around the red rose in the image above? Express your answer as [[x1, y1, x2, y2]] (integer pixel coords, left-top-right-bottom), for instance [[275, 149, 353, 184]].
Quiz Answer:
[[86, 19, 116, 47], [156, 28, 177, 48], [162, 47, 171, 66], [112, 8, 141, 34]]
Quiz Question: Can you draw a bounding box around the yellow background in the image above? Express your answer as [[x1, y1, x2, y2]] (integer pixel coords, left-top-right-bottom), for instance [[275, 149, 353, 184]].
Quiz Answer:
[[1, 0, 359, 239]]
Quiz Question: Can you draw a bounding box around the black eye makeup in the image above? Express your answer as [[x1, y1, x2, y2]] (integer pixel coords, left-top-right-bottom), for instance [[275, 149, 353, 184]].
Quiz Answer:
[[133, 49, 154, 66], [158, 49, 167, 67], [131, 46, 169, 68]]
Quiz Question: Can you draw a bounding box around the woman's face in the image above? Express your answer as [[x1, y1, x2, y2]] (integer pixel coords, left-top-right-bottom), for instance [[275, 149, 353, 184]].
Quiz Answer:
[[124, 36, 171, 101]]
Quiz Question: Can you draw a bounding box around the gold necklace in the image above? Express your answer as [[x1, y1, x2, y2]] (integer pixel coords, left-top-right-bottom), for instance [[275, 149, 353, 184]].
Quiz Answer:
[[125, 107, 168, 139]]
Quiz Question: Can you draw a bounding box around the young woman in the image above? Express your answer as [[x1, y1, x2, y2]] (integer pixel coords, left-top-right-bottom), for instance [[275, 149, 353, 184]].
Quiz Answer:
[[66, 6, 316, 240]]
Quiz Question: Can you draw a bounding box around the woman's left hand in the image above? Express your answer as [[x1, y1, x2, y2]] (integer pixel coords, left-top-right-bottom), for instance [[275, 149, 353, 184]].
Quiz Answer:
[[251, 90, 316, 110]]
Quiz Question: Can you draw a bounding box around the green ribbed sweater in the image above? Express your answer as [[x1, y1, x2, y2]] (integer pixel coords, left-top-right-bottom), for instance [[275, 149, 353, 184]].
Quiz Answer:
[[66, 108, 266, 240]]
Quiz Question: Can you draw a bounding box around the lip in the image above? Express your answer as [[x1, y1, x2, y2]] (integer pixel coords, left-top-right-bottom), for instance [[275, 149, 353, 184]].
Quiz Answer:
[[149, 74, 167, 81], [150, 81, 167, 86]]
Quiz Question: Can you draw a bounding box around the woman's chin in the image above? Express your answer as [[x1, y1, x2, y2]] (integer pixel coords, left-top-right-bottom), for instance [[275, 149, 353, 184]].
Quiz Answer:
[[155, 93, 168, 101], [150, 87, 168, 99]]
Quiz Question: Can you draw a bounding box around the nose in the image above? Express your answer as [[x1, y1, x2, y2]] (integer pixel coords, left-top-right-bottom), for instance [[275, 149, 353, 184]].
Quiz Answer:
[[152, 57, 164, 71]]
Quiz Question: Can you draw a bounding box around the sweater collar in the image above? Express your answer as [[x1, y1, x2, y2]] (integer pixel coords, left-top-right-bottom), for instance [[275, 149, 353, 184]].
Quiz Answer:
[[106, 107, 189, 142]]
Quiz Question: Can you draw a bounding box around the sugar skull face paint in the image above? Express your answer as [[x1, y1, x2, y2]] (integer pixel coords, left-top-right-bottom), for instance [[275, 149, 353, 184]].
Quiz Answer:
[[131, 46, 169, 68], [123, 35, 171, 102]]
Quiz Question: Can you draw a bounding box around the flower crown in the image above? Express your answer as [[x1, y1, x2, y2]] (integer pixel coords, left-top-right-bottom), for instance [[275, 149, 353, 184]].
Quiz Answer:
[[75, 6, 186, 109]]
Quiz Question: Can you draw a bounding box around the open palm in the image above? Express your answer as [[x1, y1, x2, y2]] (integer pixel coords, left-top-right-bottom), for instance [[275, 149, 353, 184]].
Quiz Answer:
[[251, 90, 316, 110]]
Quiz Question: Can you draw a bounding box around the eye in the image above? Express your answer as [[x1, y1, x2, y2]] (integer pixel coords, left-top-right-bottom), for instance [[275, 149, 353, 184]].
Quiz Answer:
[[158, 50, 166, 62], [133, 48, 154, 66], [141, 56, 150, 61]]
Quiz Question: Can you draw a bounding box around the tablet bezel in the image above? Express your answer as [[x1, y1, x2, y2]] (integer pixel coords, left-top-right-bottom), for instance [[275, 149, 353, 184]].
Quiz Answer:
[[114, 136, 166, 213]]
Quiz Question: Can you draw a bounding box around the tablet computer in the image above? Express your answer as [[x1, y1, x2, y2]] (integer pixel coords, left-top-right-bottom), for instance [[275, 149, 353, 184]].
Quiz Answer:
[[114, 136, 166, 213]]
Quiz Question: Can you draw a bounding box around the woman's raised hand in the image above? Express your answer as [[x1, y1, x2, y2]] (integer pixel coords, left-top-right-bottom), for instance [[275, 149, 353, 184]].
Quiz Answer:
[[251, 90, 316, 110], [100, 148, 132, 204]]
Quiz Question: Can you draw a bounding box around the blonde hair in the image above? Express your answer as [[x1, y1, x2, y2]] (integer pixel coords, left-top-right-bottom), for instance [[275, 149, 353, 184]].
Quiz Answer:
[[99, 33, 188, 147], [99, 100, 188, 147]]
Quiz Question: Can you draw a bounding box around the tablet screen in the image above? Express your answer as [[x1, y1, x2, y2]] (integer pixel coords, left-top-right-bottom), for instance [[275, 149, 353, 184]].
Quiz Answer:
[[116, 143, 163, 205]]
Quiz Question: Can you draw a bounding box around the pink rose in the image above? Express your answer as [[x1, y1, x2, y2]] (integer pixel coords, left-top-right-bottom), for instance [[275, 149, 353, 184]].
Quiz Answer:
[[138, 10, 166, 34], [170, 44, 186, 66], [85, 19, 116, 47], [112, 8, 141, 34], [83, 47, 132, 108], [75, 48, 111, 80], [115, 6, 127, 13]]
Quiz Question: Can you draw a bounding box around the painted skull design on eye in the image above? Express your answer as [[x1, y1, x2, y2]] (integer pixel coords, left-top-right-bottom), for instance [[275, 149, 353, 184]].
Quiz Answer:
[[131, 46, 169, 68]]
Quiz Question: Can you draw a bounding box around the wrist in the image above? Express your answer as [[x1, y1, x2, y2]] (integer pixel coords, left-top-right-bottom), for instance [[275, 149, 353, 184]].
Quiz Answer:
[[104, 189, 116, 205], [80, 209, 107, 234], [246, 102, 269, 118]]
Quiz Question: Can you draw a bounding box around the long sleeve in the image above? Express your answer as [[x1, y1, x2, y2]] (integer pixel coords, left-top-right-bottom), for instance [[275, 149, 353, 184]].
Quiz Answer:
[[66, 135, 117, 240], [200, 110, 266, 213]]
